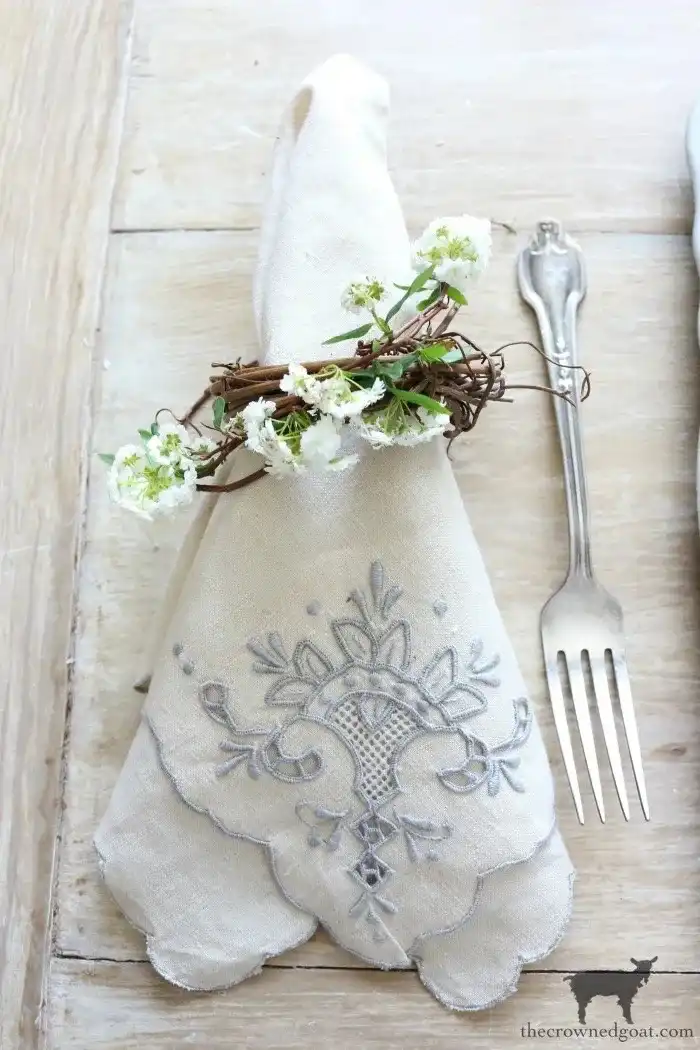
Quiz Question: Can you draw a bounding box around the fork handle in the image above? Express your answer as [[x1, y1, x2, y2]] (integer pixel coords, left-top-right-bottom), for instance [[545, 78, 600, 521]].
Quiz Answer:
[[519, 222, 594, 579], [545, 306, 593, 578]]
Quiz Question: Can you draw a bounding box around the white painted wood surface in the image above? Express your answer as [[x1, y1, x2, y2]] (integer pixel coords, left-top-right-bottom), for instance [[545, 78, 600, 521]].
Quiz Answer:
[[116, 0, 700, 234], [2, 0, 700, 1046], [47, 962, 699, 1050], [0, 4, 133, 1048], [56, 231, 700, 985]]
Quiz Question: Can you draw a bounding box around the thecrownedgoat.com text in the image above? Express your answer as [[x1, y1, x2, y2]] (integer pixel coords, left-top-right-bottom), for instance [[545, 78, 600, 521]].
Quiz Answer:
[[520, 1023, 694, 1042]]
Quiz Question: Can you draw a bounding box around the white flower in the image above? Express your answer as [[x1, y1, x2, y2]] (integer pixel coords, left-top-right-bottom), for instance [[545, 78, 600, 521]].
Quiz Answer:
[[146, 422, 190, 465], [299, 415, 342, 468], [157, 461, 198, 509], [304, 373, 346, 411], [239, 399, 276, 453], [299, 417, 360, 473], [352, 403, 450, 449], [187, 435, 218, 458], [297, 370, 386, 420], [411, 215, 492, 294], [107, 443, 197, 520], [349, 419, 394, 449], [113, 443, 148, 474], [393, 406, 450, 446], [279, 364, 315, 397], [280, 363, 323, 406], [240, 410, 362, 477], [240, 398, 276, 428], [320, 376, 386, 419], [340, 275, 387, 315], [256, 420, 305, 477], [279, 362, 386, 421]]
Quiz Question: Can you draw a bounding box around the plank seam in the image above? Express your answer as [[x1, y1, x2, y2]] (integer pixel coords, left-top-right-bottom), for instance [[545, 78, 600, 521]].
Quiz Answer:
[[51, 954, 700, 976]]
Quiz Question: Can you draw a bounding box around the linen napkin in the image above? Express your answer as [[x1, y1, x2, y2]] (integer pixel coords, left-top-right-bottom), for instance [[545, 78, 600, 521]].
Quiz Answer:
[[96, 54, 574, 1010]]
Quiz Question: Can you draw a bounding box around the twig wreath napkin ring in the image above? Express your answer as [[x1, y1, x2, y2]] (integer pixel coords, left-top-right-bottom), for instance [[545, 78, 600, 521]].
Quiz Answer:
[[96, 54, 575, 1011]]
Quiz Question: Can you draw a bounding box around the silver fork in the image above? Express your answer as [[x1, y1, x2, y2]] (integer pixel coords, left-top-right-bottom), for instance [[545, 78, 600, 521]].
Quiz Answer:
[[517, 219, 649, 824]]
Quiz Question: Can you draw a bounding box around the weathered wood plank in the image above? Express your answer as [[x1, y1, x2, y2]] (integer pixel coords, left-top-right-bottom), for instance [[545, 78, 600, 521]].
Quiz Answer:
[[48, 960, 700, 1050], [114, 0, 700, 233], [0, 3, 133, 1048], [55, 229, 700, 972]]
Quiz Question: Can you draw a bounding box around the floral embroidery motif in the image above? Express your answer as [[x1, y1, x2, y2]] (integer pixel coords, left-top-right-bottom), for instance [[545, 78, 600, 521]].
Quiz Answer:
[[183, 562, 532, 940]]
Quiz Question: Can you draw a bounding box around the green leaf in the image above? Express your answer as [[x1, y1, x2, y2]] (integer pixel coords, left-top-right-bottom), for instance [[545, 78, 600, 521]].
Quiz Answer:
[[349, 370, 379, 388], [388, 386, 449, 414], [98, 453, 115, 466], [407, 266, 436, 295], [375, 361, 405, 382], [138, 428, 152, 443], [419, 344, 449, 363], [384, 299, 405, 324], [323, 322, 373, 345], [212, 396, 226, 430], [416, 286, 442, 311], [446, 285, 467, 305], [441, 348, 467, 364], [392, 352, 418, 376], [385, 266, 436, 323], [372, 352, 419, 383]]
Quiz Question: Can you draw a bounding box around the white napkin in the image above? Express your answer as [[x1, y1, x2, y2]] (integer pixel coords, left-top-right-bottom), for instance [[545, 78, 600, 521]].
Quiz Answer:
[[96, 54, 574, 1010]]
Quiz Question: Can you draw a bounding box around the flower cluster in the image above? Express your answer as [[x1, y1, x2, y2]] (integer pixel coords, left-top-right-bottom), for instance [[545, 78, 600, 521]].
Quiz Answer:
[[104, 215, 495, 516], [353, 403, 450, 449], [339, 277, 387, 315], [411, 215, 491, 295], [105, 423, 215, 520], [232, 361, 451, 476], [280, 365, 385, 419], [235, 397, 358, 477]]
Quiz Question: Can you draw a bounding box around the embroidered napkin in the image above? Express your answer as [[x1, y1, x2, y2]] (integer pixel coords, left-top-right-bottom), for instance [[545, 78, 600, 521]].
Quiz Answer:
[[96, 53, 574, 1010]]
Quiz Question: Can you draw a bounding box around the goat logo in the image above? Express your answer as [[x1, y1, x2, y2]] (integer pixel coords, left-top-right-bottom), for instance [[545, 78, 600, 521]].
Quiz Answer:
[[563, 957, 658, 1024]]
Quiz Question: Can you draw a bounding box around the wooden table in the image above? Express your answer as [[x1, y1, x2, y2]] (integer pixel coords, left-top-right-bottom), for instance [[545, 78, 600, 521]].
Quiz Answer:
[[2, 2, 700, 1047]]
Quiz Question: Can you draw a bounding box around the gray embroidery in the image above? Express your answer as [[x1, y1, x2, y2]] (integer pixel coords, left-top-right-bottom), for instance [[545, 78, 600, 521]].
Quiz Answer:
[[248, 633, 290, 673], [295, 802, 347, 850], [438, 698, 532, 796], [199, 680, 323, 784], [177, 562, 532, 942], [394, 812, 452, 863], [172, 641, 194, 675], [348, 868, 398, 943]]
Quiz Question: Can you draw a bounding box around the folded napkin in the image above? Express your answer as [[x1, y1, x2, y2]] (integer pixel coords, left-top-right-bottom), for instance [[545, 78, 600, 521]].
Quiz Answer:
[[96, 54, 574, 1010]]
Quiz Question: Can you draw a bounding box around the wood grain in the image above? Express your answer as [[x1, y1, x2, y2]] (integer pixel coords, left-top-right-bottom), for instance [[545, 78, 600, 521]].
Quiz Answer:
[[114, 0, 700, 233], [48, 960, 700, 1050], [0, 3, 133, 1048], [2, 0, 696, 1042], [55, 230, 700, 974]]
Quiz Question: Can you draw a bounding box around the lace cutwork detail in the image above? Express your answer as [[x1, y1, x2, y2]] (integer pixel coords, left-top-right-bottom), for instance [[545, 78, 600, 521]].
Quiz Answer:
[[329, 694, 419, 803], [179, 562, 533, 940]]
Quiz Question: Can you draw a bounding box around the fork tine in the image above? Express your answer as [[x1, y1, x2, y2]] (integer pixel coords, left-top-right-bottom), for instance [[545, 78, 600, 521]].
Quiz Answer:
[[611, 652, 650, 821], [566, 655, 606, 822], [544, 659, 585, 824], [589, 654, 630, 820]]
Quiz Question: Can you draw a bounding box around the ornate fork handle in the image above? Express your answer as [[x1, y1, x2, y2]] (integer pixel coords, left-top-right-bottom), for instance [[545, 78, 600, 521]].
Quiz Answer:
[[518, 220, 593, 580]]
